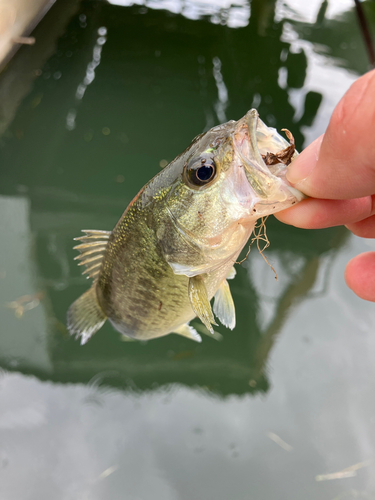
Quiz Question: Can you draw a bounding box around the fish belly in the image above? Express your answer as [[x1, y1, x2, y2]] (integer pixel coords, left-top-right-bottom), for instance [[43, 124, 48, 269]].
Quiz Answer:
[[98, 253, 235, 340]]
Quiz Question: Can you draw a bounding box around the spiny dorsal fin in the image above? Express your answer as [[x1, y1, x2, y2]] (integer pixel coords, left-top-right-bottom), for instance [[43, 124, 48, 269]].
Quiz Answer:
[[73, 229, 111, 281], [67, 286, 107, 345]]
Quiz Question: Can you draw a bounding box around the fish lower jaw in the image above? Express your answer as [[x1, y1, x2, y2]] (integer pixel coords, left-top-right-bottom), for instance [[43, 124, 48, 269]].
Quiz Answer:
[[244, 178, 304, 217]]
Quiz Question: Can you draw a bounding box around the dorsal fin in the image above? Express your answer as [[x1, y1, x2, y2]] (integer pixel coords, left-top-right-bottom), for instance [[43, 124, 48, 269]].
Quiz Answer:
[[73, 229, 111, 281]]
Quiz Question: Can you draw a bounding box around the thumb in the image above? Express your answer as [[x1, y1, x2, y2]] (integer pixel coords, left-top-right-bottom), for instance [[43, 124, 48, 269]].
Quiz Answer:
[[286, 69, 375, 200]]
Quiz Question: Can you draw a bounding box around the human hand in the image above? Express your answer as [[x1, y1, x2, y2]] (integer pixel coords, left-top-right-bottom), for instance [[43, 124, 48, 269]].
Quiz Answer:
[[275, 69, 375, 301]]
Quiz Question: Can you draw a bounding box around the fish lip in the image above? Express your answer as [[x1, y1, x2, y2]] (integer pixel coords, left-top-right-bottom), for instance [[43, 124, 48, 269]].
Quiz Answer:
[[232, 109, 277, 199], [234, 108, 277, 179], [244, 109, 275, 177], [233, 108, 304, 205]]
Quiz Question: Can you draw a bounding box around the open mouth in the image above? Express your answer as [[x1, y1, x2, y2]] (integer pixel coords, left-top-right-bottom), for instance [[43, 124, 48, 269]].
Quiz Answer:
[[233, 109, 305, 210]]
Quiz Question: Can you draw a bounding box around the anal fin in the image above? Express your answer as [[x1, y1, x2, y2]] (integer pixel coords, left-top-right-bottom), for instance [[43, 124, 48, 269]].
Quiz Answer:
[[188, 276, 217, 334], [213, 279, 236, 330], [173, 324, 202, 343], [67, 286, 107, 345]]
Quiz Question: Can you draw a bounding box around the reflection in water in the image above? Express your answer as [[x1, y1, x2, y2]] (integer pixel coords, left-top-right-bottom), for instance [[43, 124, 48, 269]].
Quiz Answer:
[[0, 0, 363, 396], [288, 0, 375, 75], [6, 291, 44, 318], [67, 26, 108, 131], [76, 26, 107, 100], [108, 0, 251, 28], [276, 0, 355, 24], [354, 0, 375, 68], [2, 363, 375, 499], [212, 56, 228, 122]]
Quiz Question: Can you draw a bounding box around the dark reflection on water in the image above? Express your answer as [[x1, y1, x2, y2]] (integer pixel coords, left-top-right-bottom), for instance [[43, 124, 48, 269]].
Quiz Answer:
[[0, 1, 370, 382], [1, 1, 375, 498], [289, 0, 375, 75], [0, 0, 343, 394]]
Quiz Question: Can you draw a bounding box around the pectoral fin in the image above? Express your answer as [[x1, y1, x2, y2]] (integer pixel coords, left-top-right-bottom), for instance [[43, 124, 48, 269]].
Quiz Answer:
[[173, 324, 202, 343], [188, 276, 217, 334], [213, 280, 236, 330]]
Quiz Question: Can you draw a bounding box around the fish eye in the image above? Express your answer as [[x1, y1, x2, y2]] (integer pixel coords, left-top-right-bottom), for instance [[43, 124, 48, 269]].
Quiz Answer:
[[185, 158, 216, 187]]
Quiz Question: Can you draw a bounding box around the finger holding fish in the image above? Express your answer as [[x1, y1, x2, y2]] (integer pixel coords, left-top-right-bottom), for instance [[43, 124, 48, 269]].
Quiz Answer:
[[276, 195, 375, 230], [275, 70, 375, 302]]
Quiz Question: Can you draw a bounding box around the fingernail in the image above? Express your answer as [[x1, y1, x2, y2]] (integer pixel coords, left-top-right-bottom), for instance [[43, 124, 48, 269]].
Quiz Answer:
[[286, 135, 323, 185]]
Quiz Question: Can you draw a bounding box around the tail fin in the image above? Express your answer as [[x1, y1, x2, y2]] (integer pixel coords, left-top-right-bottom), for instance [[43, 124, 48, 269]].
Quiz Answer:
[[67, 287, 107, 345]]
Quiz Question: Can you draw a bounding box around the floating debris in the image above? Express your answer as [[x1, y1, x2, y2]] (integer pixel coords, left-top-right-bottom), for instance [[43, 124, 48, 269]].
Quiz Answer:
[[316, 460, 372, 482], [99, 465, 118, 479], [262, 129, 295, 166], [6, 292, 44, 318], [237, 216, 278, 280], [266, 431, 293, 452]]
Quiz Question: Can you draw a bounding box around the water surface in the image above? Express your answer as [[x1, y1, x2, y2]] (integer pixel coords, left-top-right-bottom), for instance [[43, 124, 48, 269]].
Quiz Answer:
[[0, 1, 375, 498]]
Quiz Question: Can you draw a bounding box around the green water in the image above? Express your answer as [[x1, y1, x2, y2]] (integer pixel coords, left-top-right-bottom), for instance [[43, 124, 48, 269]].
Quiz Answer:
[[1, 0, 375, 498]]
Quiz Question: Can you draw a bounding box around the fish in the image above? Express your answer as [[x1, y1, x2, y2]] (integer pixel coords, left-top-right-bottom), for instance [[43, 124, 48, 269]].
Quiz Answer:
[[67, 109, 304, 345]]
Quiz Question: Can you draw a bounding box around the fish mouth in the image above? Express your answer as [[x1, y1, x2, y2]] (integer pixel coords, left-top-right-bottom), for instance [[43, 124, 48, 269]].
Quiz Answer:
[[233, 109, 304, 213]]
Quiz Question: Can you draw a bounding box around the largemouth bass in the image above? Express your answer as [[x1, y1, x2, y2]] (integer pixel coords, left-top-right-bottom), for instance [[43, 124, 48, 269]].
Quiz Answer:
[[67, 109, 303, 344]]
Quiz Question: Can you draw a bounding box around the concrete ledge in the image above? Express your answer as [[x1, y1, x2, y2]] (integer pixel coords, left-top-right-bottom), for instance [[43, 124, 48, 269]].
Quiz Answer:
[[0, 0, 56, 73]]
